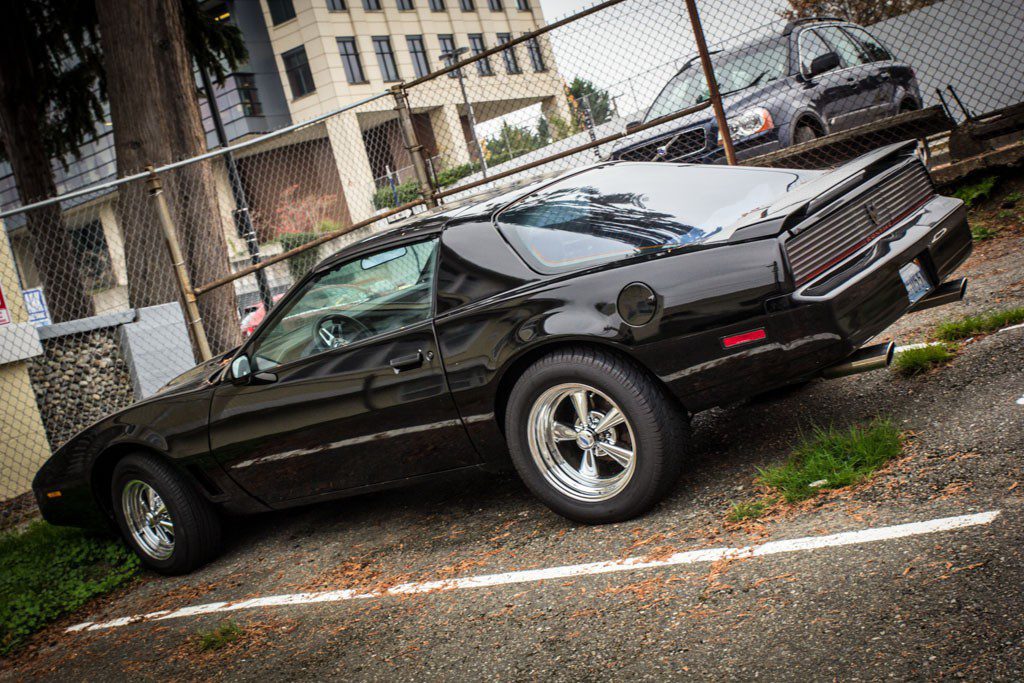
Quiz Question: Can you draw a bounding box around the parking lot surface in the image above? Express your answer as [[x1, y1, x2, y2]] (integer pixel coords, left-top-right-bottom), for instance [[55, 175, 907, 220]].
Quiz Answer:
[[3, 218, 1023, 682]]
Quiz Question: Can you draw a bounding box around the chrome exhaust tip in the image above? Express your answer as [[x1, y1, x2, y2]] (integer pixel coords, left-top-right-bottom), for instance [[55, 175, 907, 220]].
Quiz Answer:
[[908, 277, 967, 313], [821, 341, 896, 379]]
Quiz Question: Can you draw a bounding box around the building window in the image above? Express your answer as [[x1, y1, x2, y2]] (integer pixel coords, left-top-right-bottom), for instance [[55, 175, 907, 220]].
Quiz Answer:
[[469, 34, 493, 76], [497, 33, 521, 74], [407, 35, 431, 78], [526, 35, 546, 72], [236, 74, 264, 116], [429, 0, 445, 9], [459, 0, 474, 10], [362, 0, 381, 9], [397, 0, 414, 8], [488, 0, 502, 9], [326, 0, 346, 10], [515, 0, 529, 9], [282, 46, 315, 98], [337, 37, 367, 83], [439, 34, 460, 78], [267, 0, 296, 24], [372, 36, 400, 82]]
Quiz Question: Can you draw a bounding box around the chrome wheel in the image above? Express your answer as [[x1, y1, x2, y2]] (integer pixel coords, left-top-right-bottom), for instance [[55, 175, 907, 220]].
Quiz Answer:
[[527, 383, 637, 502], [121, 480, 175, 561]]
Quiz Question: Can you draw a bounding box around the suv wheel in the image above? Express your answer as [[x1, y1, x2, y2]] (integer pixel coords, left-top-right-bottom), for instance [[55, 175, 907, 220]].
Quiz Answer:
[[506, 347, 689, 523], [793, 122, 819, 145], [111, 454, 222, 574]]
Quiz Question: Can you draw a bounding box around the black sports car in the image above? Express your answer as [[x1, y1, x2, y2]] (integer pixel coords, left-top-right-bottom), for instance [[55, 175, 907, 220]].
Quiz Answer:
[[34, 140, 971, 574]]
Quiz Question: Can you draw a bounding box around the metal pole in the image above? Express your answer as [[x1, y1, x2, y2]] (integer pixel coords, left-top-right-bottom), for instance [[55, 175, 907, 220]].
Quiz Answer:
[[450, 60, 488, 178], [684, 0, 737, 165], [197, 63, 274, 312], [392, 85, 438, 208], [146, 169, 213, 361]]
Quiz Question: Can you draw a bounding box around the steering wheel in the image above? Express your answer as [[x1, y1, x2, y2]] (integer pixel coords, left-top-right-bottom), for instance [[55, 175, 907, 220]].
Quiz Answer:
[[313, 313, 372, 351]]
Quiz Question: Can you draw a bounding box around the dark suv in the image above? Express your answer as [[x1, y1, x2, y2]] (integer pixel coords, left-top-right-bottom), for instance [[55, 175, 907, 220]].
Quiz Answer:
[[609, 18, 921, 164]]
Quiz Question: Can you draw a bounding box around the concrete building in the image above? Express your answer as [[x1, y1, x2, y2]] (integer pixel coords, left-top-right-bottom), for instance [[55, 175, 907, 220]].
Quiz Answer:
[[0, 0, 569, 317]]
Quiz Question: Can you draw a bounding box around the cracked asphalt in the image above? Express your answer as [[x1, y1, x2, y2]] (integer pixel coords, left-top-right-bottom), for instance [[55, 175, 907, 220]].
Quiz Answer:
[[3, 202, 1023, 682]]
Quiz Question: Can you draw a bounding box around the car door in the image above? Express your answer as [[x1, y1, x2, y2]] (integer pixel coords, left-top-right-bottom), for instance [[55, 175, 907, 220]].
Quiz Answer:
[[842, 26, 899, 117], [797, 28, 857, 133], [815, 25, 881, 129], [208, 237, 479, 505]]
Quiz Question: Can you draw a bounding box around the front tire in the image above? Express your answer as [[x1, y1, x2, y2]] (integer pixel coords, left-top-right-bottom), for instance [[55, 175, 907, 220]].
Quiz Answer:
[[793, 122, 820, 145], [111, 454, 222, 574], [505, 347, 689, 524]]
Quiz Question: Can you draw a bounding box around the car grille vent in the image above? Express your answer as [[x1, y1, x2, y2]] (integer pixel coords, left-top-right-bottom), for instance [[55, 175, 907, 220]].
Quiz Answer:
[[786, 161, 934, 286], [618, 127, 707, 162]]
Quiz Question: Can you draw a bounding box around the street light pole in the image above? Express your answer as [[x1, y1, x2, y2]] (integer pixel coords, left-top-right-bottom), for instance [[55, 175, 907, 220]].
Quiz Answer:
[[442, 47, 488, 178], [196, 62, 274, 312]]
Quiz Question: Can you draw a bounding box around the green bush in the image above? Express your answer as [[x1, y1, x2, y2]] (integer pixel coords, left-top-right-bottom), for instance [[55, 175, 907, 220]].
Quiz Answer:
[[372, 180, 420, 211], [952, 175, 998, 208], [757, 420, 902, 502], [434, 162, 480, 187], [1, 522, 139, 656], [279, 231, 323, 282]]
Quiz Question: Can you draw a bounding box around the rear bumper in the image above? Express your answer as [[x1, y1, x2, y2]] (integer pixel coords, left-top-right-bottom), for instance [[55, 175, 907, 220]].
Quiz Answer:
[[790, 194, 971, 352]]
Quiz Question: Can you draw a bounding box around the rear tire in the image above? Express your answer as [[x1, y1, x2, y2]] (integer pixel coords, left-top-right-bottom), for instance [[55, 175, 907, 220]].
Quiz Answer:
[[505, 347, 689, 524], [111, 454, 222, 574]]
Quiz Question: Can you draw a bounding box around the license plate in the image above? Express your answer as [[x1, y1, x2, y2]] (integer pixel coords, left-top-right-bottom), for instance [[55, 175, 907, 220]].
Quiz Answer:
[[899, 260, 931, 304]]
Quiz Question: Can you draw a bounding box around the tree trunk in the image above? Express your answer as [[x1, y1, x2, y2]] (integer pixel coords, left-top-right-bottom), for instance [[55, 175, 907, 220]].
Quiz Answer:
[[0, 7, 95, 323], [95, 0, 240, 354]]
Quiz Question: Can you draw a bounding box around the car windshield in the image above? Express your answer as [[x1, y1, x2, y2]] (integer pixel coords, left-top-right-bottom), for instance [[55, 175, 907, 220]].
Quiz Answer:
[[496, 163, 800, 273], [645, 40, 789, 122]]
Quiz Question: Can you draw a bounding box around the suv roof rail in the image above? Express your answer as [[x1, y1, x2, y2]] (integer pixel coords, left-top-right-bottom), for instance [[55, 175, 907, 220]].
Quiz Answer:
[[781, 16, 846, 35]]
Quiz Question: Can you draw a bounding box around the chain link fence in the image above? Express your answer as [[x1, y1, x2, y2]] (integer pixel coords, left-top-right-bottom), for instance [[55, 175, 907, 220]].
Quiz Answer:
[[1, 0, 1021, 516]]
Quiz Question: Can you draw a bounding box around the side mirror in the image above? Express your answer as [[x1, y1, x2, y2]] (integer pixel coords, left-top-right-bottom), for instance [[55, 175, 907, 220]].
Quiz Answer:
[[230, 355, 252, 381], [625, 120, 642, 133], [808, 51, 840, 77]]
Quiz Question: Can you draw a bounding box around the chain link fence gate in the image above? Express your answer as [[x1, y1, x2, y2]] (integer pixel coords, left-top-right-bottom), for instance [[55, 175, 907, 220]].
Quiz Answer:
[[1, 0, 1022, 521]]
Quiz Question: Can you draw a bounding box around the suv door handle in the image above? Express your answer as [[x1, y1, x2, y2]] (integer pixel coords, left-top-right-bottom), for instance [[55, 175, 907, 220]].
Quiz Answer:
[[389, 351, 423, 373]]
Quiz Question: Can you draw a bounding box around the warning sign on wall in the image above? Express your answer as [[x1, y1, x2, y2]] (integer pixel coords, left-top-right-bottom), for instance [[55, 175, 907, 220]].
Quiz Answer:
[[0, 281, 10, 325]]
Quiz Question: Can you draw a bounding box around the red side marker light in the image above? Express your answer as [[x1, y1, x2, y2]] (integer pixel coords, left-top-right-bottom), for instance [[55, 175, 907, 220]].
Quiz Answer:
[[722, 328, 767, 349]]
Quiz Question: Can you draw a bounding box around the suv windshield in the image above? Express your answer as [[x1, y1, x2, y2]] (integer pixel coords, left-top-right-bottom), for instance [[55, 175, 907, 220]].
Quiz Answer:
[[645, 40, 789, 122], [496, 164, 799, 273]]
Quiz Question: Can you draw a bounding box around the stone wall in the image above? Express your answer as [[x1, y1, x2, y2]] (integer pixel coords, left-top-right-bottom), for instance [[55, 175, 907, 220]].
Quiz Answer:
[[28, 328, 135, 450]]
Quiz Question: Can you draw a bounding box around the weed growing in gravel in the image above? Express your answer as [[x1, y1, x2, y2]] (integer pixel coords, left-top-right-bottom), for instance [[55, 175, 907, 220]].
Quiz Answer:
[[893, 344, 955, 377], [0, 522, 139, 656], [757, 420, 902, 503], [936, 307, 1024, 340], [971, 225, 1000, 241], [726, 498, 776, 523], [952, 175, 998, 208], [197, 621, 244, 652]]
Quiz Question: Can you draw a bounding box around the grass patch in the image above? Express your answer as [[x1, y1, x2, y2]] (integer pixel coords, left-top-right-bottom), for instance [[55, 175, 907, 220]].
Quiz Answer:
[[971, 225, 1000, 241], [892, 344, 955, 377], [952, 175, 998, 208], [757, 420, 902, 503], [935, 307, 1024, 341], [0, 522, 139, 656], [196, 621, 244, 652], [726, 497, 775, 523]]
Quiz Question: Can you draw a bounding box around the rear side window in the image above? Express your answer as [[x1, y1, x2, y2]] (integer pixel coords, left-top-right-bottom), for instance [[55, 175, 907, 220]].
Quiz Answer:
[[815, 26, 863, 68], [496, 164, 797, 273], [843, 26, 893, 62]]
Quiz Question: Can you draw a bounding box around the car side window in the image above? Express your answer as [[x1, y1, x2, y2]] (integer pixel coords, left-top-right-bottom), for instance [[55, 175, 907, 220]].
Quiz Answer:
[[798, 30, 832, 75], [816, 26, 864, 68], [249, 239, 438, 371], [843, 27, 893, 63]]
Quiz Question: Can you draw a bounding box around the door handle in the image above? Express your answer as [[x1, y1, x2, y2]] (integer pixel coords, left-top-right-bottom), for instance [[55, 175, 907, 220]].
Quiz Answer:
[[389, 351, 424, 373]]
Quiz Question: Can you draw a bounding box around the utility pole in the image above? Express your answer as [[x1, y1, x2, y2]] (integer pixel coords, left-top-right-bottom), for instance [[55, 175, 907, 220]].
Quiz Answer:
[[196, 62, 274, 311]]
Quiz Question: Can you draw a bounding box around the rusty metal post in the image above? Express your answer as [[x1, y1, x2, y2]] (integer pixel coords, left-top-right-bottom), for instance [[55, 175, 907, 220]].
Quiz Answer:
[[685, 0, 737, 165], [392, 85, 438, 209], [145, 168, 213, 361]]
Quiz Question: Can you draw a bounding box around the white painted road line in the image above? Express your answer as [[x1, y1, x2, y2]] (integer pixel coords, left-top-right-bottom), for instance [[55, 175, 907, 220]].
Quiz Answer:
[[66, 510, 1001, 634]]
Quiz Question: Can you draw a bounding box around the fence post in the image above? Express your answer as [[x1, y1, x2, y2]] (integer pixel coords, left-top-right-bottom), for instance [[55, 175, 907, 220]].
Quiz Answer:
[[391, 85, 438, 209], [145, 168, 213, 361], [684, 0, 737, 165]]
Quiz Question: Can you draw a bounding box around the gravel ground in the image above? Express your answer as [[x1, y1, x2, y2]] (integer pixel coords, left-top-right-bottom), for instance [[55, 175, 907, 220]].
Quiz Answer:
[[3, 184, 1023, 682]]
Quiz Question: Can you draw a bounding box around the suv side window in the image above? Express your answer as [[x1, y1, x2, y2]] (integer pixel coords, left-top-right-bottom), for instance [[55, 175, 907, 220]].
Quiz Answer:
[[816, 26, 864, 68], [251, 239, 438, 370], [843, 26, 893, 63], [798, 30, 832, 75]]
